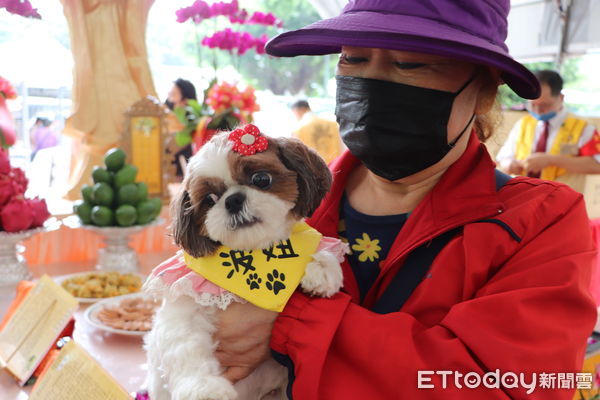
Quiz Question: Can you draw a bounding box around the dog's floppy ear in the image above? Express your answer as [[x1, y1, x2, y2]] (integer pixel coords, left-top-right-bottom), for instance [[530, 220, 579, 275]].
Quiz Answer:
[[274, 137, 332, 218], [171, 190, 219, 258]]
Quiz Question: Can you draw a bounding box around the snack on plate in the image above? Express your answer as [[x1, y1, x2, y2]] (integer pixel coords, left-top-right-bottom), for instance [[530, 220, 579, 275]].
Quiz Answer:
[[60, 272, 142, 298], [96, 297, 158, 331]]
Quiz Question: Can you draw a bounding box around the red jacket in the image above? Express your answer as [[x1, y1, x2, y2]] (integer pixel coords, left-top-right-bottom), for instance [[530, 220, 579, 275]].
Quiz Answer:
[[270, 133, 597, 399]]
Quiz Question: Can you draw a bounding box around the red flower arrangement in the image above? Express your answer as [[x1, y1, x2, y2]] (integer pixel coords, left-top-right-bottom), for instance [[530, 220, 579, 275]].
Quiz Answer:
[[205, 81, 260, 121], [0, 0, 41, 19]]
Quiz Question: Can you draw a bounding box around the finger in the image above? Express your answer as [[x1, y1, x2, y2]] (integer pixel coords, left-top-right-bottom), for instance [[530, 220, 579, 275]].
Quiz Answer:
[[223, 366, 253, 383], [215, 350, 231, 366]]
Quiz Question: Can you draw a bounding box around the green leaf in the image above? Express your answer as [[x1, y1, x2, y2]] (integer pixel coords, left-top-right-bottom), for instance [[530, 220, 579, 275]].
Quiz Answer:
[[185, 112, 198, 125], [174, 107, 187, 124], [175, 131, 192, 147], [187, 99, 203, 115], [207, 112, 226, 130]]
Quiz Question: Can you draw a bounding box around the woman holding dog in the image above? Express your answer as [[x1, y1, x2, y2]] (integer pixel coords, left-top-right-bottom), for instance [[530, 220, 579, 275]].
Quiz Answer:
[[214, 1, 597, 398]]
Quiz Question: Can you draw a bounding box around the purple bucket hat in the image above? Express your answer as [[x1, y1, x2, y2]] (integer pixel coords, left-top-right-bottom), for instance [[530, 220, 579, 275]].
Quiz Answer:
[[266, 0, 540, 99]]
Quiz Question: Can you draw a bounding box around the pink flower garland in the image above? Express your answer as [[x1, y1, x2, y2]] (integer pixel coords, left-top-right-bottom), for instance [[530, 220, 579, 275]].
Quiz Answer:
[[239, 11, 283, 27], [0, 0, 40, 19], [176, 0, 281, 27], [201, 29, 268, 55]]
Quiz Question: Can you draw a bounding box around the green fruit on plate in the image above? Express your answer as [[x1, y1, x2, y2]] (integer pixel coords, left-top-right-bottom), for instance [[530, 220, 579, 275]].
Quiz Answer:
[[81, 184, 94, 204], [104, 148, 126, 172], [91, 182, 114, 207], [74, 200, 93, 224], [115, 204, 137, 227], [136, 200, 156, 225], [117, 183, 138, 206], [92, 166, 113, 185], [136, 182, 148, 203], [91, 205, 114, 226], [114, 164, 138, 189], [148, 197, 163, 218]]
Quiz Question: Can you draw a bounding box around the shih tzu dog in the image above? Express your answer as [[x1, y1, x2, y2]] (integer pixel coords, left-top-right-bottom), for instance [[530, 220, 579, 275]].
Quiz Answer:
[[143, 125, 347, 400]]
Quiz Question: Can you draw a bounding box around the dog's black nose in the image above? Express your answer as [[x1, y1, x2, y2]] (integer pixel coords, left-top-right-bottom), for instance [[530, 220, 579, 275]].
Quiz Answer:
[[225, 192, 245, 214]]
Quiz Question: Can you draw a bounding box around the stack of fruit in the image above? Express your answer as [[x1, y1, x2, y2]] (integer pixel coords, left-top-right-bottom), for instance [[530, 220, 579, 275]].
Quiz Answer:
[[0, 150, 49, 232], [74, 148, 162, 227]]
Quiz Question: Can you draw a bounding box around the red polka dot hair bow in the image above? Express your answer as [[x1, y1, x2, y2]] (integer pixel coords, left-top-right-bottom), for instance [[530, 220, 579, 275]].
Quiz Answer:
[[228, 124, 269, 156]]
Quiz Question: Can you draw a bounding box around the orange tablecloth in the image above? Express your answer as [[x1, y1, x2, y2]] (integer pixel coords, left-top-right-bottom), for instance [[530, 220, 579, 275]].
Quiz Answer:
[[21, 210, 177, 267]]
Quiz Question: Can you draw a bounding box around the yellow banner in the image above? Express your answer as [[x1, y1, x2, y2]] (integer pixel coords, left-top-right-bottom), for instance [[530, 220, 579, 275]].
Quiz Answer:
[[184, 222, 322, 312], [131, 116, 161, 194], [30, 341, 131, 400], [0, 275, 78, 385]]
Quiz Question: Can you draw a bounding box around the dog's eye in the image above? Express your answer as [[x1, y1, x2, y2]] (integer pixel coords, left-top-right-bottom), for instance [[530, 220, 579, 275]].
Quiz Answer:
[[251, 172, 272, 189], [203, 193, 219, 207]]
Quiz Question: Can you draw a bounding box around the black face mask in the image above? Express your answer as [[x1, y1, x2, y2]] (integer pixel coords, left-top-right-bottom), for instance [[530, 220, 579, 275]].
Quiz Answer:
[[335, 74, 477, 181]]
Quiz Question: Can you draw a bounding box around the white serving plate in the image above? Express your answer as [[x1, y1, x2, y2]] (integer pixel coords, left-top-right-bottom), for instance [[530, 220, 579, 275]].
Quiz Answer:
[[84, 292, 157, 336], [53, 271, 146, 303]]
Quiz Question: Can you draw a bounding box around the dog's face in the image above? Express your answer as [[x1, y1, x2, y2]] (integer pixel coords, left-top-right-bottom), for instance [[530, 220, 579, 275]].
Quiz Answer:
[[172, 131, 332, 257]]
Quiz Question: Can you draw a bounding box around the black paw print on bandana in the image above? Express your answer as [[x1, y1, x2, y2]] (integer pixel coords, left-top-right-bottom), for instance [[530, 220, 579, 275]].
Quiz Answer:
[[246, 273, 262, 290], [265, 269, 286, 295]]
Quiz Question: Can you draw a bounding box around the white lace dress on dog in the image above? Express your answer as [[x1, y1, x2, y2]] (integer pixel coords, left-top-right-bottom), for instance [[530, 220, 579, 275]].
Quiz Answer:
[[144, 251, 245, 309], [144, 236, 348, 310]]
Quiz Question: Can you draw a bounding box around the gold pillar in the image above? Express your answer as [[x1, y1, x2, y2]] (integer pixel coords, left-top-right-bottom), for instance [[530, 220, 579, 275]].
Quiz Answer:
[[60, 0, 157, 200]]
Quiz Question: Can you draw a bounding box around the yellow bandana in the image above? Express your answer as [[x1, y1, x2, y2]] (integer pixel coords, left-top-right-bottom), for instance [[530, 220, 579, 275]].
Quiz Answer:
[[184, 222, 322, 312]]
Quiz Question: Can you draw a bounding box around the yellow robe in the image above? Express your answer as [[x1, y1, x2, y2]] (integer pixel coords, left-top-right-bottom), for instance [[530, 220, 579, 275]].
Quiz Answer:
[[515, 114, 587, 180], [293, 115, 341, 164]]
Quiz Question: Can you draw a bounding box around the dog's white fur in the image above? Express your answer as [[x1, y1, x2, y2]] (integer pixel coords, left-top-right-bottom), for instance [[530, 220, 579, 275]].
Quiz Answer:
[[144, 133, 346, 400]]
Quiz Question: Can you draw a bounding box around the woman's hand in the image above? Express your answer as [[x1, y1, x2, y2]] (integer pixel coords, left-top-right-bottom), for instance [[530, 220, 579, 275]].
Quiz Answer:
[[214, 302, 279, 383]]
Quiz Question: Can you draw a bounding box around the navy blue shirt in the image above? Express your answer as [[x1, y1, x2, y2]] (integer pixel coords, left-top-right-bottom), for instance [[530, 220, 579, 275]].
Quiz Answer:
[[338, 195, 407, 301]]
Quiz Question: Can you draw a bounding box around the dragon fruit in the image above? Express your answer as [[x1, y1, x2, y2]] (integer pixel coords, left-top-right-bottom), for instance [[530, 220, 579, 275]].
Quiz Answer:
[[0, 177, 14, 206], [1, 197, 33, 232], [8, 167, 27, 195], [0, 150, 9, 175], [28, 197, 49, 228], [0, 150, 50, 232]]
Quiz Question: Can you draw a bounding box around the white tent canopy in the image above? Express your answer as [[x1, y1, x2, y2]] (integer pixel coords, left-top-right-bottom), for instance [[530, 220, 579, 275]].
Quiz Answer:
[[0, 26, 73, 88], [507, 0, 600, 62], [307, 0, 347, 19], [306, 0, 600, 63]]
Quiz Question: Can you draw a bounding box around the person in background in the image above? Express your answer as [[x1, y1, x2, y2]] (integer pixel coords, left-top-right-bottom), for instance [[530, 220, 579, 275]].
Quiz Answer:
[[211, 1, 597, 399], [30, 117, 58, 161], [496, 70, 600, 179], [165, 78, 197, 178], [165, 78, 197, 112], [291, 100, 342, 164]]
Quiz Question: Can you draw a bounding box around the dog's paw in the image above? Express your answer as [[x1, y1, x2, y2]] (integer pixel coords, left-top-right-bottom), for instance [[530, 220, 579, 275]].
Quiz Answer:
[[300, 252, 343, 297]]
